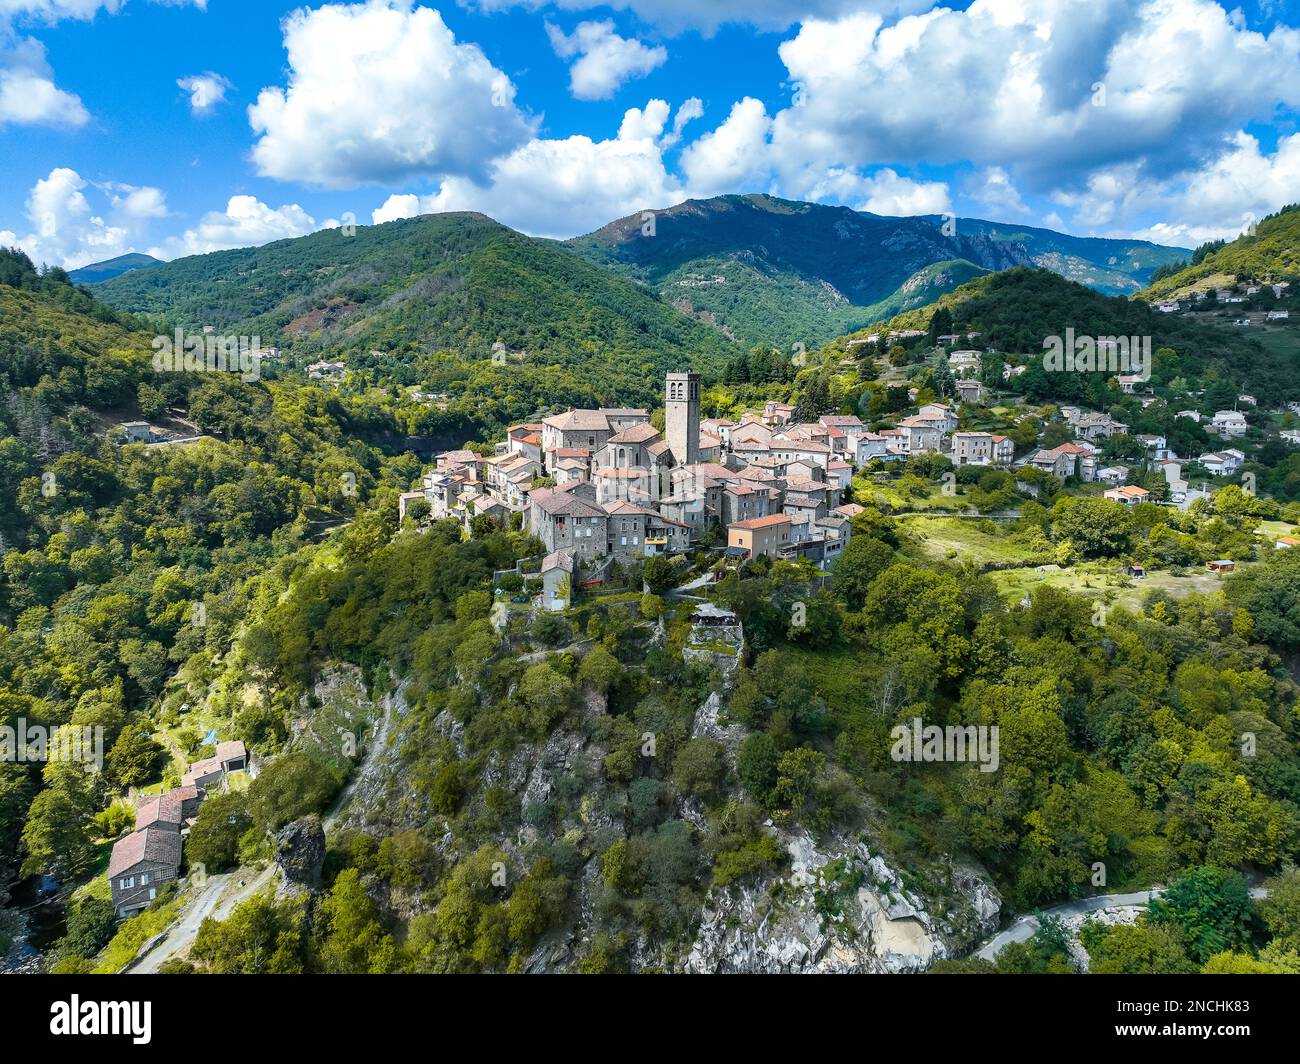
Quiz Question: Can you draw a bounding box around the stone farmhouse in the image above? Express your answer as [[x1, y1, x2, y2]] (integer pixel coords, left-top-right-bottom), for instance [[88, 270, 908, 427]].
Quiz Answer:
[[108, 741, 248, 917]]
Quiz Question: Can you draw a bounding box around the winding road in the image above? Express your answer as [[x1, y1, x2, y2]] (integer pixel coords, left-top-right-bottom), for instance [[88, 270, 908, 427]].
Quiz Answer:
[[975, 885, 1270, 962]]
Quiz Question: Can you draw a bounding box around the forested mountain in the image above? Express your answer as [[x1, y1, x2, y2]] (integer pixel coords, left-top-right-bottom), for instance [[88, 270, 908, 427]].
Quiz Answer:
[[569, 194, 1188, 348], [85, 199, 1190, 364], [67, 253, 162, 286], [952, 217, 1188, 293], [843, 266, 1300, 405], [1140, 204, 1300, 300], [0, 246, 421, 901], [90, 212, 735, 401]]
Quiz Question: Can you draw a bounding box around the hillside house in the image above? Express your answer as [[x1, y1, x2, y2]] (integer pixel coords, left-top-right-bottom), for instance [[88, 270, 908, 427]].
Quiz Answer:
[[182, 740, 248, 792], [119, 421, 155, 444], [540, 550, 573, 611], [134, 786, 199, 833], [108, 828, 182, 918], [1104, 485, 1151, 506], [728, 514, 793, 559], [1211, 410, 1248, 438], [1073, 412, 1129, 441], [1198, 450, 1244, 476], [951, 432, 1014, 467], [529, 484, 610, 562]]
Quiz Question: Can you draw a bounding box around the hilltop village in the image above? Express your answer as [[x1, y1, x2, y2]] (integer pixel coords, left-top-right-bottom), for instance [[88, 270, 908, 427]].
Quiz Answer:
[[397, 365, 1278, 583]]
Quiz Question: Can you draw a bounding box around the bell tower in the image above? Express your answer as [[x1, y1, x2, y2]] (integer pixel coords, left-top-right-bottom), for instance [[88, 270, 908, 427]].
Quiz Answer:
[[665, 371, 700, 467]]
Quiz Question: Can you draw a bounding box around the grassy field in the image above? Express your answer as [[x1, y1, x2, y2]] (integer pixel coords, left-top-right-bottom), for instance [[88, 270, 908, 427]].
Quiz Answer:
[[989, 563, 1234, 612], [1250, 323, 1300, 363], [1256, 520, 1299, 541], [900, 515, 1047, 566], [852, 476, 977, 513]]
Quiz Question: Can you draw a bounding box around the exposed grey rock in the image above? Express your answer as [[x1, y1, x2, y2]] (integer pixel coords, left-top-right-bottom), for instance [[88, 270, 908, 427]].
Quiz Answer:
[[690, 690, 746, 755], [276, 815, 326, 888], [682, 829, 1000, 974]]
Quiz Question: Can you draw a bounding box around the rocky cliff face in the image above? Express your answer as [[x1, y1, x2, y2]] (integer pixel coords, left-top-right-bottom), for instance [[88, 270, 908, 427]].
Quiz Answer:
[[683, 830, 1000, 974], [326, 662, 1001, 974]]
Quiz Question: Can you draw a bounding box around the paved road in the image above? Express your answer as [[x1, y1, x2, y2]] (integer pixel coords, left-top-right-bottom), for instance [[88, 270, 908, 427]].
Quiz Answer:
[[975, 885, 1270, 961]]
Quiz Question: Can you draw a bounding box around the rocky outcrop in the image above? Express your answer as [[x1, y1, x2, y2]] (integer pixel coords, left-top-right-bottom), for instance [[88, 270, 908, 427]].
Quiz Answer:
[[276, 816, 326, 888], [690, 691, 746, 756], [682, 829, 1000, 974]]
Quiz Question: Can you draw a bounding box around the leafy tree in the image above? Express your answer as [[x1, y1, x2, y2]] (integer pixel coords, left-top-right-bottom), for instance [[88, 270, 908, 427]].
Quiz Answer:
[[642, 555, 678, 596], [1148, 866, 1254, 964], [577, 645, 621, 695], [57, 896, 117, 961], [1088, 923, 1196, 974], [186, 792, 253, 872], [247, 753, 343, 834], [671, 738, 727, 802], [106, 722, 168, 789], [191, 892, 307, 974], [737, 732, 779, 804]]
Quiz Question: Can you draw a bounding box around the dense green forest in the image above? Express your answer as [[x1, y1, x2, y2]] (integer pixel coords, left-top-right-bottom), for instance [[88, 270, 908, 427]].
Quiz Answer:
[[0, 248, 418, 907], [58, 489, 1300, 974], [90, 212, 734, 401], [1141, 204, 1300, 300], [6, 234, 1300, 977]]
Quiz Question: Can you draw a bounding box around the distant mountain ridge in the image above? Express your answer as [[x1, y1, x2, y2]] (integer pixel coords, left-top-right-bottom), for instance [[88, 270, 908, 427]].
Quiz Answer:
[[90, 212, 735, 405], [942, 217, 1188, 293], [569, 194, 1190, 348], [69, 252, 162, 285], [87, 196, 1193, 369]]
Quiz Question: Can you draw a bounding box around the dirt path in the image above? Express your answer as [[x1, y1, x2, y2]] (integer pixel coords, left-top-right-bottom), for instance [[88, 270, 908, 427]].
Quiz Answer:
[[131, 685, 402, 972], [129, 864, 277, 973]]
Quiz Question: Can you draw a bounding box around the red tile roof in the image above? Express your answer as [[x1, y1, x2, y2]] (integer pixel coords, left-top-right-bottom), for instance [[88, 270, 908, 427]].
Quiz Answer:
[[730, 514, 793, 531]]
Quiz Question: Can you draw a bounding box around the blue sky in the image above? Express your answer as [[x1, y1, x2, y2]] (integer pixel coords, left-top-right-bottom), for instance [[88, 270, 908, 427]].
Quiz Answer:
[[1, 0, 1298, 267]]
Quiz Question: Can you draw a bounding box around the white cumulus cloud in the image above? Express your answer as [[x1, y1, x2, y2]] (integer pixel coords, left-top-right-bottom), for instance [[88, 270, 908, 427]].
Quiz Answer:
[[0, 167, 170, 268], [248, 0, 533, 188], [678, 96, 774, 198], [151, 195, 319, 258], [177, 71, 231, 114], [471, 1, 927, 35], [370, 98, 691, 237], [770, 0, 1300, 196], [546, 19, 667, 100], [0, 37, 88, 128]]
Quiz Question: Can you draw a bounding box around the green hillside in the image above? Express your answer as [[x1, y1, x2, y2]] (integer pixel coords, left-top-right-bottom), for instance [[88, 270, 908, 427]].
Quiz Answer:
[[570, 194, 1188, 349], [1140, 204, 1300, 300], [840, 265, 1299, 404], [859, 258, 990, 322], [92, 212, 735, 403], [952, 217, 1189, 293]]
